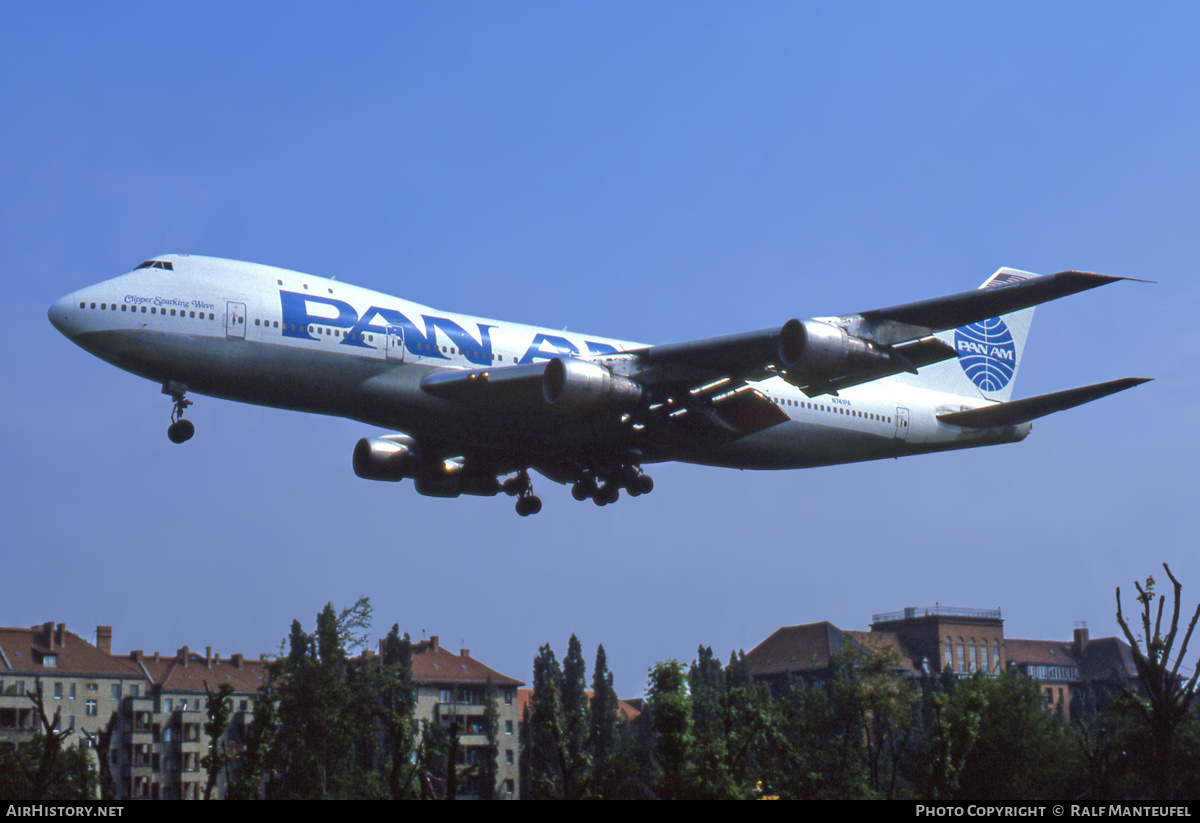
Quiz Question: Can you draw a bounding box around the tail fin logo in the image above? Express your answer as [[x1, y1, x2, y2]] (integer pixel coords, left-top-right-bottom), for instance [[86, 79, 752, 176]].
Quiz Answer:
[[955, 317, 1016, 392]]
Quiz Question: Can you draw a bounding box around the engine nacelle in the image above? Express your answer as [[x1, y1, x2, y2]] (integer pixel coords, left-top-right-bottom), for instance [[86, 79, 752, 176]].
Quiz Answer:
[[777, 319, 892, 377], [352, 435, 418, 482], [413, 462, 501, 498], [542, 357, 642, 409]]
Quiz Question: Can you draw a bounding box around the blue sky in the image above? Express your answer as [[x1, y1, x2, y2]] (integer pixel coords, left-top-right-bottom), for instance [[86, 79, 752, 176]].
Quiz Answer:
[[2, 4, 1196, 697]]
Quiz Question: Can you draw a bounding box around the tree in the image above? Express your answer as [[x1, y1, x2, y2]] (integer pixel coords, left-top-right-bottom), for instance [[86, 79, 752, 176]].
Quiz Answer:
[[920, 672, 987, 801], [379, 624, 419, 799], [1115, 563, 1200, 800], [588, 645, 619, 768], [560, 634, 591, 797], [722, 650, 774, 796], [954, 668, 1081, 799], [478, 676, 501, 800], [647, 660, 692, 799], [523, 643, 563, 797], [688, 645, 736, 798], [269, 598, 379, 798], [201, 682, 235, 800], [227, 684, 278, 800]]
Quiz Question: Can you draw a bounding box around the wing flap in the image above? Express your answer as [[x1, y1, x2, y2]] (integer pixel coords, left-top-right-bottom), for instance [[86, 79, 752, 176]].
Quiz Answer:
[[936, 377, 1151, 428]]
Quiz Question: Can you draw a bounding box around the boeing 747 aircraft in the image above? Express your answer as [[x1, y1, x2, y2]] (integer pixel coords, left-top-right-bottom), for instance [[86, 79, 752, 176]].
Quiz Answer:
[[49, 255, 1148, 515]]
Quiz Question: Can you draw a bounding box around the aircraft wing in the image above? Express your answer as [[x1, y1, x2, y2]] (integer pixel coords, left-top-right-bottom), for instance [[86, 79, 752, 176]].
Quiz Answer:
[[625, 270, 1139, 397], [418, 270, 1139, 441]]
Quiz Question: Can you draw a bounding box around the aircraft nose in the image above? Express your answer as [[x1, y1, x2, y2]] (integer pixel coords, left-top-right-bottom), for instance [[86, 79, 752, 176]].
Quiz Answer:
[[48, 293, 79, 338]]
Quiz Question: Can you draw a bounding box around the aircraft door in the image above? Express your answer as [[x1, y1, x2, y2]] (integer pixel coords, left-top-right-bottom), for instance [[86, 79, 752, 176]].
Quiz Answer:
[[385, 325, 405, 362], [225, 302, 247, 339], [894, 406, 910, 441]]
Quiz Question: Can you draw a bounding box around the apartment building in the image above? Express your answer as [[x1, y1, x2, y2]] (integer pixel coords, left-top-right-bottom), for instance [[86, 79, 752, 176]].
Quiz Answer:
[[745, 606, 1138, 719], [408, 635, 524, 799]]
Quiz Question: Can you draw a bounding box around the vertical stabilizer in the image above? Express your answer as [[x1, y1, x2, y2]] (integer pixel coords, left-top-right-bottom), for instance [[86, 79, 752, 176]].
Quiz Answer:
[[890, 267, 1039, 402]]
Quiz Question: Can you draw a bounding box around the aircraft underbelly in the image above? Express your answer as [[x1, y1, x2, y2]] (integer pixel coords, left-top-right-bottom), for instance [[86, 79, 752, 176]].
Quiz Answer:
[[680, 421, 902, 469]]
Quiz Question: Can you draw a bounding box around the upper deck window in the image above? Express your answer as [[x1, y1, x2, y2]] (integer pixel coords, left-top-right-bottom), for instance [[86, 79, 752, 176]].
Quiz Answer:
[[134, 260, 175, 271]]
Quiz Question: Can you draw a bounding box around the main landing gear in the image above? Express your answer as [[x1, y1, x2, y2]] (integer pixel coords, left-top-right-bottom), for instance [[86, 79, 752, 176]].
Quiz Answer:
[[571, 466, 654, 507], [503, 470, 543, 517], [163, 380, 195, 444]]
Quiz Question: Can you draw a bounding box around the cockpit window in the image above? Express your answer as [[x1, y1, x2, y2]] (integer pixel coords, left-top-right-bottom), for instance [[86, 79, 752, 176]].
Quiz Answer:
[[134, 260, 175, 271]]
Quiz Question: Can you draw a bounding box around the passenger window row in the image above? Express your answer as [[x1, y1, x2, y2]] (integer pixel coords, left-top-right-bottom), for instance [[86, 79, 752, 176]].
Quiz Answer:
[[82, 301, 215, 320]]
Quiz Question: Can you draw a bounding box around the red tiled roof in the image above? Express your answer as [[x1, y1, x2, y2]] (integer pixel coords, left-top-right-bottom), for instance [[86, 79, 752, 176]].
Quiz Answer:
[[410, 639, 522, 687], [121, 651, 268, 695], [1004, 639, 1077, 668], [0, 623, 141, 679], [744, 621, 848, 676], [516, 688, 640, 722]]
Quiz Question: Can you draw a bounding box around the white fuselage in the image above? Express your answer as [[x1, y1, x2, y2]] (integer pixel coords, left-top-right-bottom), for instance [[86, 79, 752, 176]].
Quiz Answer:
[[49, 255, 1028, 478]]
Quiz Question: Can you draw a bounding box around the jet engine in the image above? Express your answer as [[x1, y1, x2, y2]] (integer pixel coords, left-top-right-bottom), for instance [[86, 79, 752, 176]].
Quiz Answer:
[[352, 434, 419, 481], [542, 357, 642, 409], [777, 319, 893, 377]]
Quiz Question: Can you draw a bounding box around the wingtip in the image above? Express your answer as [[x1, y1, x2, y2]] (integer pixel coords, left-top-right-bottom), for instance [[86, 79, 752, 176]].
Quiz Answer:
[[1053, 270, 1157, 285]]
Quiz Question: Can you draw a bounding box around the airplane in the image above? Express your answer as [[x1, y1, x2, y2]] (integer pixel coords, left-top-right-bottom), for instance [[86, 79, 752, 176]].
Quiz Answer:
[[48, 255, 1150, 515]]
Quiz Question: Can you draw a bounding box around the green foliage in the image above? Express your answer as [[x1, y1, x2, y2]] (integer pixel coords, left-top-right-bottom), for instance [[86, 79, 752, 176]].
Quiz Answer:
[[954, 669, 1082, 799], [227, 685, 278, 800], [478, 676, 501, 800], [201, 682, 236, 800], [1115, 563, 1200, 800], [380, 624, 419, 799], [0, 736, 98, 801], [268, 597, 392, 799], [647, 660, 692, 799], [688, 645, 736, 799], [920, 673, 986, 800]]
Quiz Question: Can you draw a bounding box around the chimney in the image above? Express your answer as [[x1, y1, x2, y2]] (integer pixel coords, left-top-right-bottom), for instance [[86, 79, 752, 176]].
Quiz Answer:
[[38, 621, 53, 648], [206, 646, 212, 668], [178, 646, 189, 667], [55, 623, 65, 647], [460, 648, 470, 658], [231, 654, 243, 669], [1073, 624, 1089, 658], [430, 635, 439, 651], [153, 651, 160, 662], [132, 650, 143, 662], [96, 626, 112, 655]]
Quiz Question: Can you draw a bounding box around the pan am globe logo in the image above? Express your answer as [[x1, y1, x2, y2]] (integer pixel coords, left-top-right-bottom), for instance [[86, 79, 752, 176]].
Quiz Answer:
[[955, 317, 1017, 392]]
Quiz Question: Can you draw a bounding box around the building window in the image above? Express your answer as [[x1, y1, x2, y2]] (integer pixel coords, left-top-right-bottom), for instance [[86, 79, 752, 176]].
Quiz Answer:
[[86, 700, 97, 717]]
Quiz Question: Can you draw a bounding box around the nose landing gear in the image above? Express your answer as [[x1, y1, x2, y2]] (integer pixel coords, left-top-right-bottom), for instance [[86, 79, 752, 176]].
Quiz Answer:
[[163, 380, 195, 444]]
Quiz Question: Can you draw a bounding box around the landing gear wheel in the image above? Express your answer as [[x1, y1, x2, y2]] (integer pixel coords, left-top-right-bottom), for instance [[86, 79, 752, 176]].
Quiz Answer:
[[571, 476, 597, 502], [515, 494, 542, 516], [163, 380, 194, 445], [167, 419, 195, 444], [593, 483, 619, 506], [634, 474, 654, 495]]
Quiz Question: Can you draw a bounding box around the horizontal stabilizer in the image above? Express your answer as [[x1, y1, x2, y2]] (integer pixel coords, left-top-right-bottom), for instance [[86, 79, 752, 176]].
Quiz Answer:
[[936, 377, 1151, 428]]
